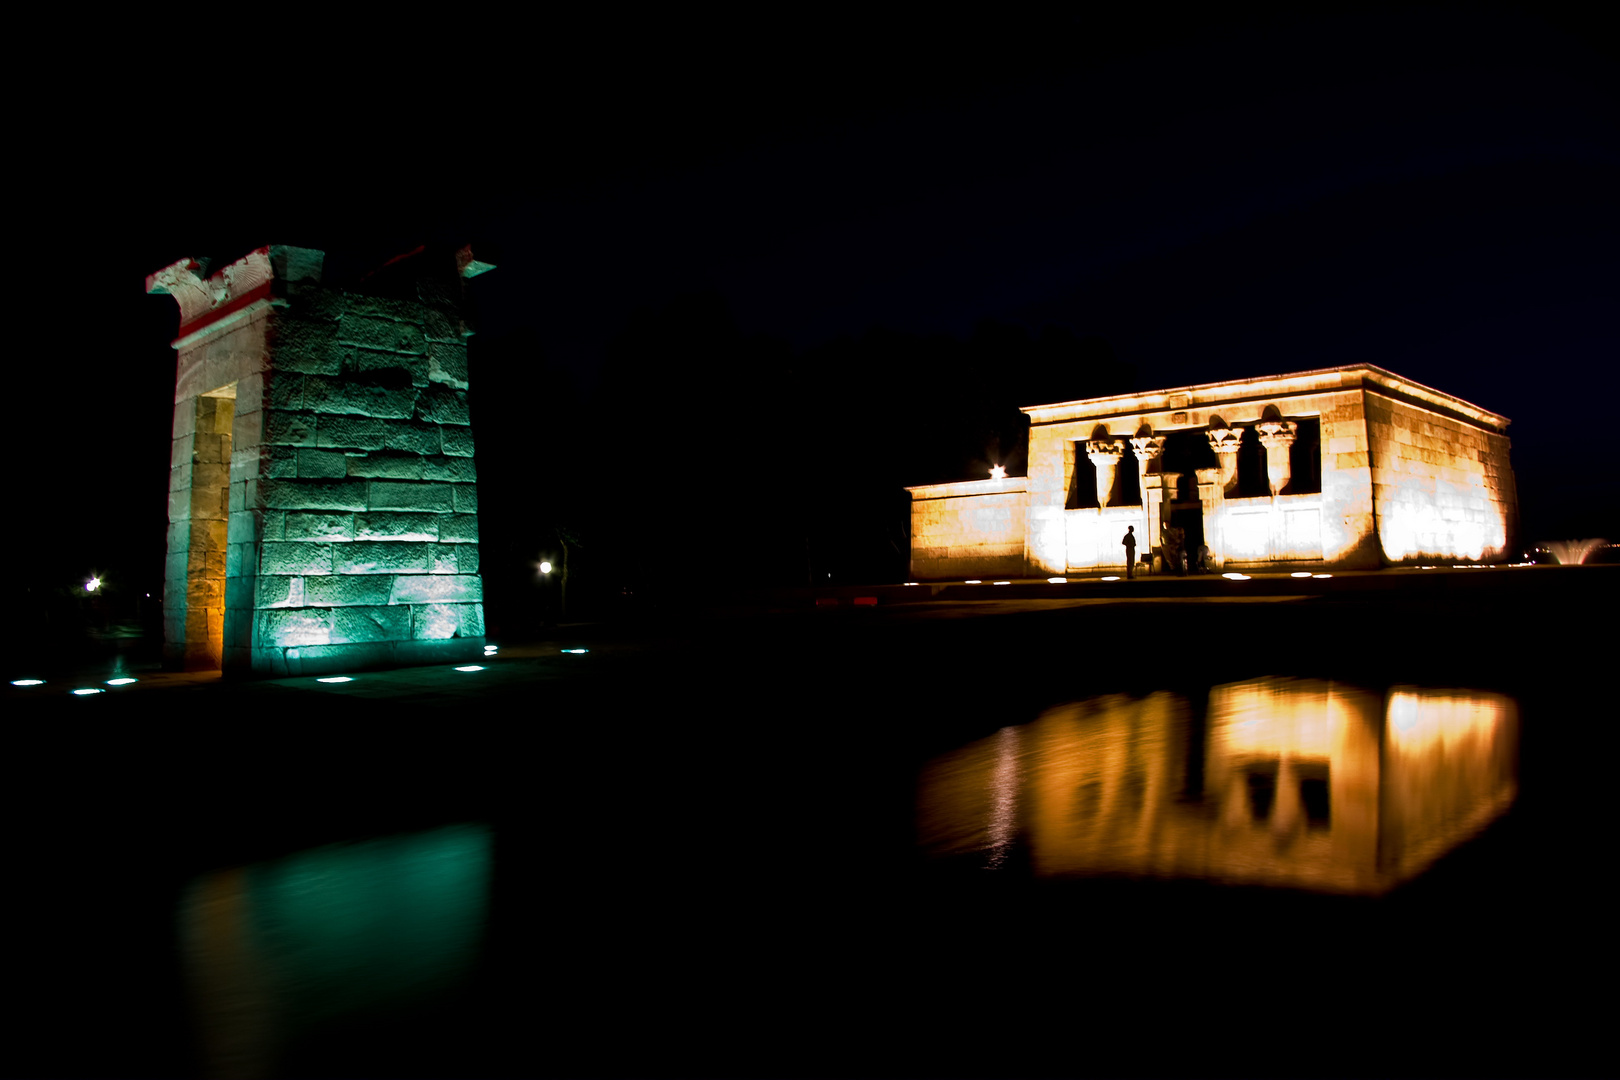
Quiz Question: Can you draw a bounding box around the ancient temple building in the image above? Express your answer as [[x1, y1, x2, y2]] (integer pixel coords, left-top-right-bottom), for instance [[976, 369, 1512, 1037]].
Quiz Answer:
[[907, 365, 1517, 578], [148, 244, 494, 674]]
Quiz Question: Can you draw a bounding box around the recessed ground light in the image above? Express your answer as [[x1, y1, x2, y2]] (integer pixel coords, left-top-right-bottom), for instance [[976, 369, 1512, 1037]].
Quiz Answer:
[[964, 580, 982, 584], [562, 648, 588, 654], [1290, 572, 1312, 578], [1313, 573, 1332, 579], [72, 688, 104, 696], [1101, 576, 1120, 582], [1222, 573, 1250, 580], [106, 678, 138, 686], [11, 679, 44, 687], [904, 582, 919, 586], [316, 676, 354, 684], [454, 665, 484, 672], [992, 581, 1011, 585], [1047, 577, 1067, 584]]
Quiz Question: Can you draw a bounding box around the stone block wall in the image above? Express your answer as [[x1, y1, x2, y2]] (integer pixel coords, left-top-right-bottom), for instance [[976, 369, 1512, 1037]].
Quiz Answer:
[[151, 244, 491, 676], [1365, 392, 1517, 563], [908, 478, 1029, 580]]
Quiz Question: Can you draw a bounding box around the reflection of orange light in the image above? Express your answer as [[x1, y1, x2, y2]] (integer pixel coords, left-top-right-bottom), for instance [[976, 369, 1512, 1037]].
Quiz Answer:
[[1386, 689, 1506, 754]]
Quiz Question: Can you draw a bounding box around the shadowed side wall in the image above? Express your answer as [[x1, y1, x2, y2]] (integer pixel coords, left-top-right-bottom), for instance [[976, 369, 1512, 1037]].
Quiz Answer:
[[907, 478, 1028, 580]]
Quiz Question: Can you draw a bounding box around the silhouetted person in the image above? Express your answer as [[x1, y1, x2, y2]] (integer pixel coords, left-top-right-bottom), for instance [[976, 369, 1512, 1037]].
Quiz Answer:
[[1196, 542, 1212, 573], [1122, 526, 1137, 579]]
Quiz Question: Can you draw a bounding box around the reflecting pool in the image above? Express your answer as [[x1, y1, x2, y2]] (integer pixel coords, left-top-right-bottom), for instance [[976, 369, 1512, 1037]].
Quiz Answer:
[[917, 678, 1518, 893]]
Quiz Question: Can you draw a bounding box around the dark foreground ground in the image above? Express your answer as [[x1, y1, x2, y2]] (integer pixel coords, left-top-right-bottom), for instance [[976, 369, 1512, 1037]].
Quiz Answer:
[[6, 567, 1616, 1079]]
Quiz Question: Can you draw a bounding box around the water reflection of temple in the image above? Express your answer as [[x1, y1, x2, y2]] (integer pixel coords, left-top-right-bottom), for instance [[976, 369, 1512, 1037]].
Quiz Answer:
[[917, 679, 1517, 893]]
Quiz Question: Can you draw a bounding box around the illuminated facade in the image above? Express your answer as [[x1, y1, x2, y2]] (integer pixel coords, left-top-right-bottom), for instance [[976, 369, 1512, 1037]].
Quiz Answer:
[[148, 244, 493, 674], [907, 366, 1517, 578]]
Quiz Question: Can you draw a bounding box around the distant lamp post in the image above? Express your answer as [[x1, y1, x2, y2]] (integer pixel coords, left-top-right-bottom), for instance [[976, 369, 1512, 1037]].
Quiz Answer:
[[85, 576, 101, 593], [989, 464, 1007, 480]]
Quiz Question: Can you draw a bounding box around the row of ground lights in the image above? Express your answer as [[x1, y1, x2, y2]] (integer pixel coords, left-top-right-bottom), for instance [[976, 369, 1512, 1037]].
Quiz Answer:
[[11, 676, 141, 695], [309, 643, 588, 685], [903, 574, 1335, 584]]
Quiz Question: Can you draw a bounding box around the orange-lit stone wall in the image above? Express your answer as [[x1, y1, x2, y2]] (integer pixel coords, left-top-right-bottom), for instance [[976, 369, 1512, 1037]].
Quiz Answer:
[[907, 477, 1028, 580], [1366, 393, 1517, 563]]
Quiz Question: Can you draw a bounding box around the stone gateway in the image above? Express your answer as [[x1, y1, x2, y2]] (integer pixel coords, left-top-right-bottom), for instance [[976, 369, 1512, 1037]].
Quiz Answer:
[[907, 366, 1517, 579], [148, 244, 495, 675]]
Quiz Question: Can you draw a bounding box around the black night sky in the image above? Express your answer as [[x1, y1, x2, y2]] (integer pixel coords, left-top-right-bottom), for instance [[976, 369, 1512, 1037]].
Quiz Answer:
[[16, 8, 1617, 610]]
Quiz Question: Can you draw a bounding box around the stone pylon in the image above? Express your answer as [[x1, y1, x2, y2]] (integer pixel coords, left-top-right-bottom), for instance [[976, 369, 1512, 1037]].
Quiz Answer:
[[148, 244, 495, 676]]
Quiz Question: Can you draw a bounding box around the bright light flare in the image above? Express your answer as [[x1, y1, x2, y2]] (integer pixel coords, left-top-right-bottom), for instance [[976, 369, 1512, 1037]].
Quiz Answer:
[[454, 665, 484, 672], [538, 561, 552, 575], [316, 676, 354, 684], [1047, 577, 1067, 584], [1101, 576, 1120, 581], [72, 688, 104, 696], [105, 678, 138, 686], [1313, 573, 1332, 579], [992, 581, 1011, 585], [1222, 573, 1251, 580], [989, 464, 1007, 480], [11, 679, 44, 686], [1290, 572, 1312, 578], [965, 580, 982, 584], [85, 577, 101, 592]]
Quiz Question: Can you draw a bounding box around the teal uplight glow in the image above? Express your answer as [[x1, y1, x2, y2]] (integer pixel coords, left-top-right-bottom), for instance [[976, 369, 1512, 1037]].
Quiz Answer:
[[315, 676, 354, 684], [454, 665, 484, 672], [11, 679, 44, 686], [181, 824, 491, 1079], [72, 688, 104, 696], [106, 677, 138, 686], [562, 648, 588, 654]]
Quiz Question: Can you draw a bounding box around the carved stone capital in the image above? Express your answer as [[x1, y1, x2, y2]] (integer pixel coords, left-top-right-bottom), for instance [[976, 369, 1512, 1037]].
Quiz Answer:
[[1085, 440, 1125, 466], [1206, 427, 1243, 455], [1257, 420, 1298, 449], [1128, 435, 1166, 463]]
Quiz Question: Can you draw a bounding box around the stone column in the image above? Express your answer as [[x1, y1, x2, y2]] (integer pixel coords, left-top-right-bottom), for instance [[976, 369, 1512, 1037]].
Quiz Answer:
[[1086, 439, 1126, 507], [1258, 421, 1298, 496], [1129, 435, 1166, 481], [1196, 466, 1225, 568], [1147, 472, 1181, 568], [1206, 427, 1243, 494]]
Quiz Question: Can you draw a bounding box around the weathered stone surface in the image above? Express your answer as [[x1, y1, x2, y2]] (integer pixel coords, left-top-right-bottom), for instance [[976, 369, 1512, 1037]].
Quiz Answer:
[[416, 385, 470, 425], [302, 375, 420, 419], [369, 481, 454, 512], [391, 574, 482, 604], [257, 608, 332, 646], [342, 294, 417, 320], [269, 314, 343, 375], [452, 485, 479, 513], [335, 541, 434, 574], [440, 426, 476, 456], [261, 541, 334, 575], [317, 415, 390, 450], [439, 514, 479, 542], [426, 341, 469, 388], [422, 455, 477, 482], [431, 545, 459, 574], [353, 347, 430, 386], [266, 373, 305, 410], [255, 575, 303, 608], [264, 409, 319, 446], [355, 512, 440, 541], [296, 449, 350, 478], [411, 603, 462, 639], [331, 605, 412, 644], [422, 306, 467, 343], [303, 575, 395, 606], [264, 445, 297, 478], [380, 420, 443, 456], [261, 479, 370, 511], [338, 314, 426, 354], [345, 451, 424, 479], [283, 512, 356, 541], [457, 544, 480, 574]]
